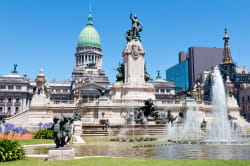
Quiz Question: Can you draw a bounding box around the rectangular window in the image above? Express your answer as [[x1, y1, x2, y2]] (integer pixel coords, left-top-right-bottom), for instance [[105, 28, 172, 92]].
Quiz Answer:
[[15, 107, 19, 113], [8, 85, 14, 90], [8, 98, 11, 103], [63, 89, 67, 93], [0, 85, 6, 89], [16, 85, 21, 90], [160, 89, 165, 93], [7, 107, 11, 114], [16, 98, 19, 103], [0, 98, 3, 102]]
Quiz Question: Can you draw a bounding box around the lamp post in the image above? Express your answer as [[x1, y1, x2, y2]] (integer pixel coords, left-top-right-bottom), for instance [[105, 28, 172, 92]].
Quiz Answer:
[[75, 79, 85, 104], [196, 82, 202, 103]]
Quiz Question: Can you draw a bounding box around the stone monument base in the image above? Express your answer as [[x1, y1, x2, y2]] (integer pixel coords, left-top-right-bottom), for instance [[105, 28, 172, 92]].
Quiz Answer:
[[73, 121, 82, 136], [48, 148, 75, 161], [110, 82, 155, 101]]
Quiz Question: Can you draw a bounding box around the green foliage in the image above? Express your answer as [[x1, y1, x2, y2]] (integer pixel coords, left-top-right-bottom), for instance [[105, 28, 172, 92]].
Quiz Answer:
[[0, 139, 25, 162], [33, 129, 53, 139]]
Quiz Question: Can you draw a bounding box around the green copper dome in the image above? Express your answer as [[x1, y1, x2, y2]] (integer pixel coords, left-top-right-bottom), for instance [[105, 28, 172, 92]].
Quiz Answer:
[[77, 12, 101, 48]]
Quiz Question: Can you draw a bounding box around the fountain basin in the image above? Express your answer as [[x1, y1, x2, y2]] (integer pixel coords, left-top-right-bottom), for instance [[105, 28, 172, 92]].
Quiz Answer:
[[110, 137, 157, 142]]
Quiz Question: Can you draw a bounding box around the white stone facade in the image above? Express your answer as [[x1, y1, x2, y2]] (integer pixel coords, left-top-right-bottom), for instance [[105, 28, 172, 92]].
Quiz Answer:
[[0, 72, 32, 116]]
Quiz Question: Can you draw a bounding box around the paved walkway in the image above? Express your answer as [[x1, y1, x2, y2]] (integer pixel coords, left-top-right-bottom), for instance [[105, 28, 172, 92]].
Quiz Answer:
[[22, 144, 55, 148], [25, 154, 128, 159]]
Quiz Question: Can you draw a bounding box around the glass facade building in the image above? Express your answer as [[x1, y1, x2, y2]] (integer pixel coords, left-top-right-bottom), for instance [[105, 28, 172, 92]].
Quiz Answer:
[[166, 60, 189, 91]]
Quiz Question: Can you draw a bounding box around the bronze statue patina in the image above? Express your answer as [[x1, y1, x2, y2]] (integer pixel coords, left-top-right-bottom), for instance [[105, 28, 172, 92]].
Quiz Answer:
[[51, 115, 74, 149], [115, 63, 125, 82], [73, 111, 81, 121], [125, 13, 143, 41], [52, 117, 61, 148], [139, 99, 156, 118], [12, 64, 18, 73], [87, 57, 96, 67], [166, 110, 177, 124]]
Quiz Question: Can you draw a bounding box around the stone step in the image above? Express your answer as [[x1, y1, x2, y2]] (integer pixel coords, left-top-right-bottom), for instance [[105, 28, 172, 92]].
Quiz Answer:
[[83, 131, 108, 134], [82, 134, 108, 136], [82, 129, 109, 136]]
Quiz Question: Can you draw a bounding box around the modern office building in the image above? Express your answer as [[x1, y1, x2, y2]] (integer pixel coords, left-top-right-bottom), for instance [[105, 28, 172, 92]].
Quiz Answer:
[[166, 60, 189, 91], [166, 47, 224, 90], [188, 47, 224, 89]]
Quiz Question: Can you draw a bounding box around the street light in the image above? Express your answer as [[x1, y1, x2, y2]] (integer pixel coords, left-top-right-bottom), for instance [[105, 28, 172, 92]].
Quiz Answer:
[[75, 79, 85, 102]]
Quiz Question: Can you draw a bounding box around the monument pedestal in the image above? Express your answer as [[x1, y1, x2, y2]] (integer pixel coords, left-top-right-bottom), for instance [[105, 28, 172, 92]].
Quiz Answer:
[[111, 82, 155, 101], [73, 121, 82, 136], [48, 148, 75, 161], [110, 39, 155, 101], [73, 121, 86, 144]]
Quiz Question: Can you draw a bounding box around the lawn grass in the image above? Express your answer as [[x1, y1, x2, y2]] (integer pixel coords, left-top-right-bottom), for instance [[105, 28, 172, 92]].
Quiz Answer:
[[246, 128, 250, 133], [17, 139, 54, 146], [0, 157, 249, 166]]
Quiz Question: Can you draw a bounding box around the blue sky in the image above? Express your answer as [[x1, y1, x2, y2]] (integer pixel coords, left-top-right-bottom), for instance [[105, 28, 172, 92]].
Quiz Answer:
[[0, 0, 249, 83]]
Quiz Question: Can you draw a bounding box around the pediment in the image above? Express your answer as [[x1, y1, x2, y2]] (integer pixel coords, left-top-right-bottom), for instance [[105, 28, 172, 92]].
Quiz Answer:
[[82, 82, 106, 91]]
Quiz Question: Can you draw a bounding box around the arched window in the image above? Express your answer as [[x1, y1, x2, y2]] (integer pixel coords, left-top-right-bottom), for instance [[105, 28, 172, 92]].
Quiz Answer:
[[242, 96, 244, 102]]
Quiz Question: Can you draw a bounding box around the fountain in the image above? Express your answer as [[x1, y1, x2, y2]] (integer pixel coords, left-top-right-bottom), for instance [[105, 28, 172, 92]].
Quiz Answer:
[[183, 105, 202, 139], [207, 66, 233, 142], [118, 108, 134, 136], [167, 99, 202, 140]]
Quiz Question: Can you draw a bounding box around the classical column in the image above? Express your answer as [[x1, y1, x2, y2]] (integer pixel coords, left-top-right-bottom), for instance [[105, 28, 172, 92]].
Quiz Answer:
[[21, 97, 23, 112], [75, 56, 77, 67], [100, 57, 102, 67], [12, 97, 14, 115], [4, 102, 6, 114]]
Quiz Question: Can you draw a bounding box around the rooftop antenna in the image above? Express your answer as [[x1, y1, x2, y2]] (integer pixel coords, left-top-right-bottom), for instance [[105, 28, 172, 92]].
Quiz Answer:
[[90, 0, 92, 14]]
